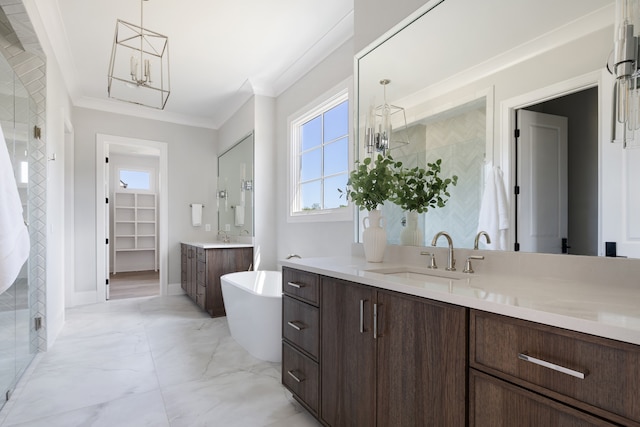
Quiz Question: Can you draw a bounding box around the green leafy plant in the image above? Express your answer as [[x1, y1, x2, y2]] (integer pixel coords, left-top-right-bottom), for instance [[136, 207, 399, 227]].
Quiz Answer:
[[339, 154, 401, 212], [391, 159, 458, 214]]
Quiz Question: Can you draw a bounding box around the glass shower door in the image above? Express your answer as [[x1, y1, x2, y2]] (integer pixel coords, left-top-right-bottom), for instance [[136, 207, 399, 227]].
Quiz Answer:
[[0, 46, 35, 409]]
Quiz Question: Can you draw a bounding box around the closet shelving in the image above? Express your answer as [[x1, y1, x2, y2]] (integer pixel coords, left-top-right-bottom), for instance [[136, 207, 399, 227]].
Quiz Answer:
[[113, 192, 157, 274]]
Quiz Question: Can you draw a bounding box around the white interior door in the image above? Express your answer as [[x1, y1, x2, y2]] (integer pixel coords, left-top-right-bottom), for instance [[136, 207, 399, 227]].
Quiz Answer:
[[517, 109, 568, 254]]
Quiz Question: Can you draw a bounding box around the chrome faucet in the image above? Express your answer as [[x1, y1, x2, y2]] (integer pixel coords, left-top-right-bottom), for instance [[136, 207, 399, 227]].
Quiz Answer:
[[431, 231, 455, 271], [286, 254, 302, 259], [474, 231, 491, 250], [217, 230, 230, 243]]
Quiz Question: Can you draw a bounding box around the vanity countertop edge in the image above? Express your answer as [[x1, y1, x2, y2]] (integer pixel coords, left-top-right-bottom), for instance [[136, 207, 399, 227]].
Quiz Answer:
[[182, 242, 254, 249], [281, 256, 640, 346]]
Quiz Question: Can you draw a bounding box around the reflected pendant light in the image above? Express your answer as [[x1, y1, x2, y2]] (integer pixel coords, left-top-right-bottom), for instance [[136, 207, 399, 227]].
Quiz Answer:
[[365, 79, 409, 155], [108, 0, 170, 109]]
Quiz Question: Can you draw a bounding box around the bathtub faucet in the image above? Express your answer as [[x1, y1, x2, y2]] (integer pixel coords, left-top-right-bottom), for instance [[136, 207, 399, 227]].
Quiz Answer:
[[286, 254, 301, 259]]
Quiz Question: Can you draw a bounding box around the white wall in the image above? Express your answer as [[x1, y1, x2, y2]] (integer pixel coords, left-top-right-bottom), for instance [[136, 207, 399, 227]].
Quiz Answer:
[[44, 48, 73, 347], [71, 107, 217, 303], [354, 0, 428, 52], [275, 39, 355, 262]]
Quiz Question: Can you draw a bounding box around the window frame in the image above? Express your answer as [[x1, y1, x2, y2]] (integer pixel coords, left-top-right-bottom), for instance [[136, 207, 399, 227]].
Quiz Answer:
[[287, 81, 353, 223]]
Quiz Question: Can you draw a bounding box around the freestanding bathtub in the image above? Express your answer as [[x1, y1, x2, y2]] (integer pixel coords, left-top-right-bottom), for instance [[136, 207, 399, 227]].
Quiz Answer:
[[220, 270, 282, 362]]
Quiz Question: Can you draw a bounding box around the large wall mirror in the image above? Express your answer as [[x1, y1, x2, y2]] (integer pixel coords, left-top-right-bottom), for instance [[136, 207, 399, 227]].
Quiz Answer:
[[355, 0, 636, 257], [218, 133, 254, 237]]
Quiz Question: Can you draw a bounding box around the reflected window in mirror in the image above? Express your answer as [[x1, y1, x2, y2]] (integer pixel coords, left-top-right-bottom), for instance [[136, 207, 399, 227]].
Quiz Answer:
[[288, 83, 353, 222]]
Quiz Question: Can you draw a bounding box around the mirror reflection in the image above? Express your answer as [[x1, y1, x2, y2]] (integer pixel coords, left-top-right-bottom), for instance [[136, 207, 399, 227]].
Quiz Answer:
[[218, 133, 254, 237], [356, 0, 619, 256]]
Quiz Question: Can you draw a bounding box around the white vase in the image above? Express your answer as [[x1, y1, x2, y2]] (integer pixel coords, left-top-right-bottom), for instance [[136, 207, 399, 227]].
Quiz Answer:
[[362, 209, 386, 262], [400, 210, 423, 246]]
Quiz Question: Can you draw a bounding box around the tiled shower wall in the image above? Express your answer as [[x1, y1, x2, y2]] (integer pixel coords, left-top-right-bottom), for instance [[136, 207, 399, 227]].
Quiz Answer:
[[0, 0, 48, 352]]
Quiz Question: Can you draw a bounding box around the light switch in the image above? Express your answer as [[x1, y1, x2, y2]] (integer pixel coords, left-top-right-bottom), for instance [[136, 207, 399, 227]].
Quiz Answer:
[[205, 224, 211, 232]]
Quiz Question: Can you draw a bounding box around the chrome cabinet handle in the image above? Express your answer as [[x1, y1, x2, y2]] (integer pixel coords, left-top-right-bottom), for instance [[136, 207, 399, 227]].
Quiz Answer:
[[518, 353, 587, 379], [287, 321, 306, 331], [287, 370, 305, 383], [287, 281, 304, 289], [373, 303, 380, 339], [359, 299, 366, 333]]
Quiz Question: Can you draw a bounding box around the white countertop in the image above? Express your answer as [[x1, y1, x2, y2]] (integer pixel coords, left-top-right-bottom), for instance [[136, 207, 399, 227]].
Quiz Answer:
[[182, 242, 253, 249], [281, 256, 640, 346]]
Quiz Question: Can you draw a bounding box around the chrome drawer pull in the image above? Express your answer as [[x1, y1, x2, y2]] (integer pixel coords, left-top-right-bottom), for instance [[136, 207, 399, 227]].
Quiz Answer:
[[359, 299, 366, 333], [518, 353, 587, 379], [287, 281, 304, 289], [287, 370, 305, 383], [373, 303, 379, 339], [287, 321, 306, 331]]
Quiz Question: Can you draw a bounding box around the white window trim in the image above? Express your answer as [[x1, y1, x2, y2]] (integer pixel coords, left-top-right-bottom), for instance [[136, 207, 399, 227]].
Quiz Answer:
[[287, 79, 354, 223]]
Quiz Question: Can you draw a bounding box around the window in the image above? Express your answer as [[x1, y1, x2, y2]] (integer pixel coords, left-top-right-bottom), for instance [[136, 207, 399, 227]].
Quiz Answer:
[[289, 86, 351, 222], [118, 169, 152, 191]]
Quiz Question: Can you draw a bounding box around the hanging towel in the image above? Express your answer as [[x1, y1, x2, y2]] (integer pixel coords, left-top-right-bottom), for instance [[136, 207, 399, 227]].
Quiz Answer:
[[477, 165, 509, 250], [191, 204, 202, 227], [234, 205, 245, 227], [0, 126, 30, 295]]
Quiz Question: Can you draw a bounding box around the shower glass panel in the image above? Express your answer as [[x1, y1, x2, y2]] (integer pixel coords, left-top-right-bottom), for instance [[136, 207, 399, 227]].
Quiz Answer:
[[0, 45, 36, 410]]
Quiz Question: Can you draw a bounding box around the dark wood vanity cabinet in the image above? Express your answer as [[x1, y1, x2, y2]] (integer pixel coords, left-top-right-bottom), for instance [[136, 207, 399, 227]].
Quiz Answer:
[[470, 310, 640, 427], [281, 267, 321, 416], [180, 244, 253, 317], [282, 267, 640, 426], [281, 268, 467, 426], [321, 276, 467, 426]]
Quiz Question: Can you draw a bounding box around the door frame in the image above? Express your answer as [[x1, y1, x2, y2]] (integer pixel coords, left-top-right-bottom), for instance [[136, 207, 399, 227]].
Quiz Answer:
[[95, 134, 169, 300], [500, 70, 604, 253]]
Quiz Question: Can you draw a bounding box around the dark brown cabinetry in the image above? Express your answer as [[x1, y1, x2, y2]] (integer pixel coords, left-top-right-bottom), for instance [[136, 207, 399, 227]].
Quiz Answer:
[[470, 369, 616, 427], [281, 267, 320, 416], [470, 310, 640, 427], [180, 243, 253, 317], [321, 276, 467, 427], [282, 268, 467, 427]]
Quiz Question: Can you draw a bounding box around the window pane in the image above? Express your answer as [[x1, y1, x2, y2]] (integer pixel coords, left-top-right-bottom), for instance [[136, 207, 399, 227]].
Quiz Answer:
[[120, 170, 150, 190], [323, 137, 348, 176], [301, 148, 321, 182], [301, 180, 322, 211], [324, 174, 348, 209], [301, 116, 322, 151], [323, 100, 348, 142]]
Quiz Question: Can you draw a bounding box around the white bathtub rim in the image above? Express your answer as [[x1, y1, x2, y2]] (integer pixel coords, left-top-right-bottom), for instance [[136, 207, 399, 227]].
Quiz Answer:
[[220, 270, 282, 298]]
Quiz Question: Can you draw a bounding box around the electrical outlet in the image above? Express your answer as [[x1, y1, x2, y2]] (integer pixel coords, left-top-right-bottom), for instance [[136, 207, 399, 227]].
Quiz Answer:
[[205, 224, 211, 232], [225, 224, 231, 231]]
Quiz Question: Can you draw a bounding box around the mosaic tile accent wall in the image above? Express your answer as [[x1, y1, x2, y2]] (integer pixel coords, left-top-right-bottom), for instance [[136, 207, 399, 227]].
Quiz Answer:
[[0, 0, 48, 353], [381, 107, 486, 247]]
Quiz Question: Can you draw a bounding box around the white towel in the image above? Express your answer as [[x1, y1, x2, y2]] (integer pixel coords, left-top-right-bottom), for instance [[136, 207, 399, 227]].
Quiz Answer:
[[191, 204, 202, 227], [477, 165, 509, 250], [0, 126, 30, 295], [234, 206, 245, 227]]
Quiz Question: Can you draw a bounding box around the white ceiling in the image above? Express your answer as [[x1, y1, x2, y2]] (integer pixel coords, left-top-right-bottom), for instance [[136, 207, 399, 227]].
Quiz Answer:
[[32, 0, 354, 129]]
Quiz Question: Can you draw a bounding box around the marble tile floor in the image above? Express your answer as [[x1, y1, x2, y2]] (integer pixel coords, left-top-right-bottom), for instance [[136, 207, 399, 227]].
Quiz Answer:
[[0, 295, 321, 427]]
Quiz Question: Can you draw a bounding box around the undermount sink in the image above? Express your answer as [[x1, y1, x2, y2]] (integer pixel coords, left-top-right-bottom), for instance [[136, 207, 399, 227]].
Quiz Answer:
[[365, 266, 464, 281]]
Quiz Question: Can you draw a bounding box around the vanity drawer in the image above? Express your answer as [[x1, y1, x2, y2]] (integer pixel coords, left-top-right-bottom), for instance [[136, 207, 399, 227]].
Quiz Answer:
[[283, 295, 319, 359], [470, 310, 640, 425], [282, 342, 319, 415], [196, 247, 206, 262], [282, 268, 319, 306]]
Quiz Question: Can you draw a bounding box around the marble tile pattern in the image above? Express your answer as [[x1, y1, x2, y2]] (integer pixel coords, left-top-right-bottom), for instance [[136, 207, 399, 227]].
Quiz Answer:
[[0, 296, 321, 427]]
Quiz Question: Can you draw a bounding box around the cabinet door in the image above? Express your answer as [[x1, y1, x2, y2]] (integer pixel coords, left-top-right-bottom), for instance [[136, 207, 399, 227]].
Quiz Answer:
[[470, 369, 616, 427], [376, 290, 467, 427], [186, 246, 197, 297], [206, 247, 253, 317], [321, 277, 376, 427]]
